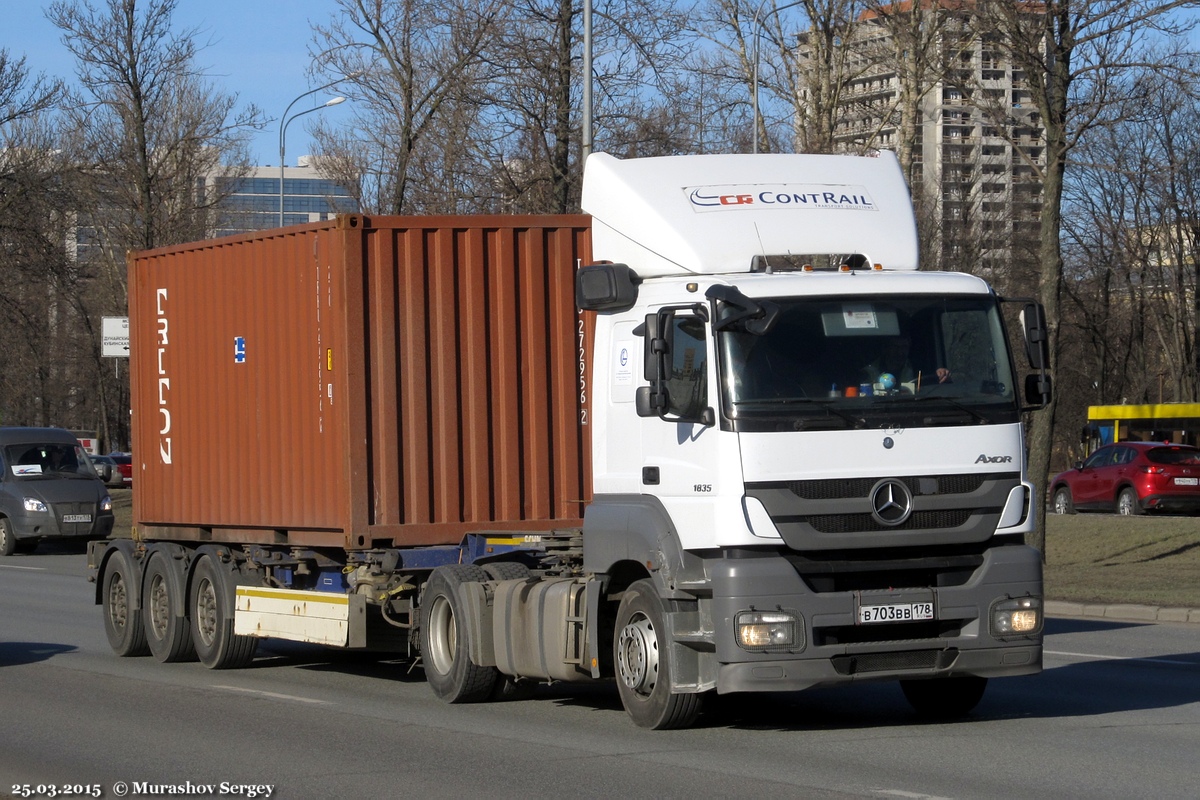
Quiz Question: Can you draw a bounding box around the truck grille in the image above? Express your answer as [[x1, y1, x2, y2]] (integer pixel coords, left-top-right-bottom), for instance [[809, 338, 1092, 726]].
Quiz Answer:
[[785, 473, 991, 500], [745, 471, 1021, 548]]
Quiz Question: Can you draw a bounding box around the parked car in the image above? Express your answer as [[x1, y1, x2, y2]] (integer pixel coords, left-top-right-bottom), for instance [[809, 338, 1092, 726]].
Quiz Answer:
[[0, 427, 115, 555], [1050, 441, 1200, 516], [108, 452, 133, 487], [88, 454, 125, 488]]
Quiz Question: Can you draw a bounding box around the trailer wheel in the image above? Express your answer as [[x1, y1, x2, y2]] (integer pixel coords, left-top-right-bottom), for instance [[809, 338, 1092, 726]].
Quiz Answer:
[[613, 579, 703, 729], [102, 548, 149, 657], [420, 565, 497, 703], [900, 676, 988, 719], [143, 552, 197, 663], [190, 554, 258, 669], [0, 518, 16, 557]]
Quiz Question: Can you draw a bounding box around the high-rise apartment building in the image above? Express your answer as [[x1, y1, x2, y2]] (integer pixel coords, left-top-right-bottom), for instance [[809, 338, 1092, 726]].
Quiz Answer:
[[802, 5, 1045, 275]]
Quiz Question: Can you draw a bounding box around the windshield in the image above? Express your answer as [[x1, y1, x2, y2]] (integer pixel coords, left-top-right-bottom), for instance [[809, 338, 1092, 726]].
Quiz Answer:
[[719, 294, 1019, 431], [3, 443, 99, 479]]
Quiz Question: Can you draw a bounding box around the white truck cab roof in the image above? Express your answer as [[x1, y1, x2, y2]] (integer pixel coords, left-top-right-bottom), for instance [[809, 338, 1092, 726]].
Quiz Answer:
[[582, 151, 919, 278]]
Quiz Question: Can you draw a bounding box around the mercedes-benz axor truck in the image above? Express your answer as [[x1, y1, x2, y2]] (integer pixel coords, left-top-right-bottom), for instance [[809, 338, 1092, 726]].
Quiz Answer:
[[89, 150, 1050, 728]]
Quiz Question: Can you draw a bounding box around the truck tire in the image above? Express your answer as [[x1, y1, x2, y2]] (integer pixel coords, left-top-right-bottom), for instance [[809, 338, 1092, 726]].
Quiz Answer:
[[102, 548, 150, 657], [900, 676, 987, 719], [420, 565, 497, 703], [143, 551, 197, 663], [0, 518, 16, 557], [189, 554, 258, 669], [1052, 487, 1074, 515], [613, 579, 703, 729]]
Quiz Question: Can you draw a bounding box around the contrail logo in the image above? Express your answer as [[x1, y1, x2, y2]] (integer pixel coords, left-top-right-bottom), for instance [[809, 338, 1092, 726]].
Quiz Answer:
[[686, 183, 877, 212]]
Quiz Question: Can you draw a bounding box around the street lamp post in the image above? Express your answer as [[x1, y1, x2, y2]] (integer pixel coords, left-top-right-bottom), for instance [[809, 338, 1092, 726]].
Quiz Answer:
[[278, 82, 348, 227], [751, 0, 806, 154]]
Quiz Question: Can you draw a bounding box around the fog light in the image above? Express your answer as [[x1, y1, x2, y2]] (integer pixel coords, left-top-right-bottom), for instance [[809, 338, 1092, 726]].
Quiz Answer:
[[991, 596, 1043, 637], [735, 610, 804, 653]]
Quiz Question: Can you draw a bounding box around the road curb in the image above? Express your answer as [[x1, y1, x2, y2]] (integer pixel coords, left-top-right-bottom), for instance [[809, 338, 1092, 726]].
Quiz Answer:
[[1046, 600, 1200, 624]]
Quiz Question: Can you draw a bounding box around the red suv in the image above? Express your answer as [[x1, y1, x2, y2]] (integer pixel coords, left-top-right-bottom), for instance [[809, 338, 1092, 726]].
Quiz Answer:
[[1050, 442, 1200, 516], [108, 452, 133, 487]]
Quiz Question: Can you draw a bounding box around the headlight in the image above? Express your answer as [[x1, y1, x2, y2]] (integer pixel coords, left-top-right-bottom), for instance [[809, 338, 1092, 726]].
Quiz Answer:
[[23, 496, 48, 513], [735, 609, 804, 653], [991, 596, 1043, 637], [101, 496, 113, 512]]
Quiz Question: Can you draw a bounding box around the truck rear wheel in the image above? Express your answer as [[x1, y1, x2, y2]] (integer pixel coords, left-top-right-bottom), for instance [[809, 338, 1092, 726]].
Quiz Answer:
[[900, 676, 987, 719], [102, 548, 149, 657], [420, 565, 497, 703], [143, 551, 197, 663], [613, 579, 703, 729], [189, 554, 258, 669]]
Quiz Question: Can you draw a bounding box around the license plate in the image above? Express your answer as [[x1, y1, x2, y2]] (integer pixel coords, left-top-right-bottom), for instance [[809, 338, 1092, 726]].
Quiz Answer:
[[859, 602, 935, 624], [62, 514, 92, 523], [1174, 477, 1198, 486]]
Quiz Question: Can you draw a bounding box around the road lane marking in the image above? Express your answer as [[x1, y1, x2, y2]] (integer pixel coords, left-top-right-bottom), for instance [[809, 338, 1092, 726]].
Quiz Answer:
[[0, 564, 45, 571], [1046, 649, 1197, 667], [212, 684, 330, 704]]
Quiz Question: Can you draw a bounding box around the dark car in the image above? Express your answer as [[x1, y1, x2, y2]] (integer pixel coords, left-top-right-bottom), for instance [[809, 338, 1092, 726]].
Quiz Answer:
[[88, 454, 126, 488], [1050, 442, 1200, 516], [0, 427, 115, 555], [108, 452, 133, 487]]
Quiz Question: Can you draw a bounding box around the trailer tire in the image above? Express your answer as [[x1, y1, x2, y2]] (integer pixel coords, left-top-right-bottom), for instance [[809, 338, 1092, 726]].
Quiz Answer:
[[190, 554, 258, 669], [420, 565, 497, 703], [613, 579, 703, 729], [143, 551, 197, 663], [900, 676, 988, 719], [102, 548, 149, 657]]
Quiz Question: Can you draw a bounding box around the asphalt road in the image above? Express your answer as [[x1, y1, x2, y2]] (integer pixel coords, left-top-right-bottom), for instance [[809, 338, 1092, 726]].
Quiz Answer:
[[2, 544, 1198, 799]]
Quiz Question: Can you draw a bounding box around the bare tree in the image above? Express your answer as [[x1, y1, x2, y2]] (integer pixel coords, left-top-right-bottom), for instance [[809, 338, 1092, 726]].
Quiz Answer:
[[48, 0, 262, 251], [309, 0, 504, 214], [975, 0, 1200, 553]]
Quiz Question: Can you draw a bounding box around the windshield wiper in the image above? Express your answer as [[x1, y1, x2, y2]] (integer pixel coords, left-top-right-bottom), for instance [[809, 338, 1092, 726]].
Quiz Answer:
[[901, 394, 992, 424]]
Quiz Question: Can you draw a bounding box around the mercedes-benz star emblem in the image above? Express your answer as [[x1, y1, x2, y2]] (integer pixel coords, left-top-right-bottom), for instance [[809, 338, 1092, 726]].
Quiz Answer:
[[870, 479, 913, 526]]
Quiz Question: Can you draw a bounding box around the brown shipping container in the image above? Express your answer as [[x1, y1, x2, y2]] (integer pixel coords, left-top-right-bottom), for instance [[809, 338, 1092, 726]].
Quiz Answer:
[[129, 214, 593, 550]]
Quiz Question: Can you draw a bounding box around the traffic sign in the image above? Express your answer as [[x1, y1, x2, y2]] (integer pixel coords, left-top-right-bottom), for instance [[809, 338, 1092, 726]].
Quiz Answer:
[[102, 316, 129, 358]]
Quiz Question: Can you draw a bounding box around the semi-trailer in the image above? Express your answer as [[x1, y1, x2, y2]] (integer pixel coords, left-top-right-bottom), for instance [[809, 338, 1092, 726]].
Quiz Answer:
[[89, 150, 1050, 728]]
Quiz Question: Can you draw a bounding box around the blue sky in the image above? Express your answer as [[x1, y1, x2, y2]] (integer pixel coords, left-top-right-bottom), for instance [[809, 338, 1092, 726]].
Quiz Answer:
[[7, 0, 353, 166]]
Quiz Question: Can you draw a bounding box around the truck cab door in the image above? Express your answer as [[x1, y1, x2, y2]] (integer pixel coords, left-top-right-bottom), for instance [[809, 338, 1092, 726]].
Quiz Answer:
[[635, 309, 727, 533]]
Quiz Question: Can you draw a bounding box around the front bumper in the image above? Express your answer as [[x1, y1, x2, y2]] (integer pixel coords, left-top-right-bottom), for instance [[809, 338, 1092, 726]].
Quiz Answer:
[[9, 509, 114, 540], [706, 543, 1043, 694]]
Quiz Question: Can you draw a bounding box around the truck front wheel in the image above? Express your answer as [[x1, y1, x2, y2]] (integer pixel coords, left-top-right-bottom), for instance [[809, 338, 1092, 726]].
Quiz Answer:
[[613, 579, 703, 729], [420, 565, 497, 703]]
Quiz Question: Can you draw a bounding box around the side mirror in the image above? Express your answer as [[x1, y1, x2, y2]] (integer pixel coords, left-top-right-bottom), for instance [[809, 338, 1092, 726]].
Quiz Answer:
[[576, 263, 640, 311], [1024, 372, 1052, 407], [1020, 303, 1049, 371]]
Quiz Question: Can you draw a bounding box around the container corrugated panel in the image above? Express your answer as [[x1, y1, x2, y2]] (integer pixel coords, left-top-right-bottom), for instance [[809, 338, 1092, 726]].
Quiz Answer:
[[130, 214, 593, 549]]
